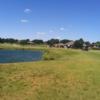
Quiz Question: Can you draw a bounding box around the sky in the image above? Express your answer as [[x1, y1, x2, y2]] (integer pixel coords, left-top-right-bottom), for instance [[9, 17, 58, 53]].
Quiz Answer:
[[0, 0, 100, 42]]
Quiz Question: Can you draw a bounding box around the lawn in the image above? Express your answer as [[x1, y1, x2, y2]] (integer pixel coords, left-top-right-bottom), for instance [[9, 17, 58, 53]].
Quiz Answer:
[[0, 44, 100, 100]]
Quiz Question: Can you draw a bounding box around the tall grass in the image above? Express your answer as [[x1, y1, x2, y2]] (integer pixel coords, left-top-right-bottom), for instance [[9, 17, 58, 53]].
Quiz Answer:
[[0, 44, 100, 100]]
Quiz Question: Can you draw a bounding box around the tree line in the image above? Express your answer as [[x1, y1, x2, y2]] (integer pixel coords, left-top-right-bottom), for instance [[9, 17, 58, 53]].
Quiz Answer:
[[0, 38, 44, 45], [0, 37, 100, 49]]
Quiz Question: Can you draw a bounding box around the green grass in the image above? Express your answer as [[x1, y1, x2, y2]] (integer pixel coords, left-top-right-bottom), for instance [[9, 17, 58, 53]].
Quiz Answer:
[[0, 43, 47, 50], [0, 44, 100, 100]]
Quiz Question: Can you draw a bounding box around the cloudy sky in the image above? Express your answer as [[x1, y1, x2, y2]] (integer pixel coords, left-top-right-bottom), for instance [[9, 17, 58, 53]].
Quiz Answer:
[[0, 0, 100, 41]]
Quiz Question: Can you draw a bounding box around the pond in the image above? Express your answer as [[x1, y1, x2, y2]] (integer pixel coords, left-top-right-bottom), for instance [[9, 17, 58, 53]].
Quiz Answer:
[[0, 50, 43, 63]]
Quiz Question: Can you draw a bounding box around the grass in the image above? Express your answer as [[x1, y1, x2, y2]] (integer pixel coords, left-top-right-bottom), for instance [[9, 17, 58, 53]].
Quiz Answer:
[[0, 43, 100, 100], [0, 43, 47, 50]]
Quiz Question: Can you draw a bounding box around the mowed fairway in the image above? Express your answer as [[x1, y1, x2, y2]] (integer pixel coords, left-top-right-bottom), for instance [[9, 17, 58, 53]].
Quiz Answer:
[[0, 48, 100, 100]]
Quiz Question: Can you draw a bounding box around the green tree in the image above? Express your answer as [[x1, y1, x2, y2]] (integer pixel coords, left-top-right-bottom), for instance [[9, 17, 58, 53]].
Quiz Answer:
[[95, 41, 100, 47], [60, 39, 70, 44], [46, 39, 59, 46], [73, 38, 84, 49], [19, 39, 30, 45], [32, 39, 44, 44]]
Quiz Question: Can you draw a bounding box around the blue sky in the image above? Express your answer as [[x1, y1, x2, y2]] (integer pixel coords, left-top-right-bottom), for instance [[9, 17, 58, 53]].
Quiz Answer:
[[0, 0, 100, 42]]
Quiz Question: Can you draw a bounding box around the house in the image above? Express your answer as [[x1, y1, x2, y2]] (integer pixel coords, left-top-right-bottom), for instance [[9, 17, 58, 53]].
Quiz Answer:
[[65, 41, 74, 48], [27, 41, 34, 45], [91, 43, 100, 50], [82, 43, 90, 51], [52, 41, 75, 48], [53, 43, 65, 48]]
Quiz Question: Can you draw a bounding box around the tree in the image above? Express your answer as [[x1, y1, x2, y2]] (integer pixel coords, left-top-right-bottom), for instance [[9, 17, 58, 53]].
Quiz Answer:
[[73, 38, 84, 49], [32, 39, 44, 44], [46, 39, 59, 46], [0, 38, 18, 43], [6, 38, 18, 44], [0, 38, 4, 43], [95, 41, 100, 47], [19, 39, 30, 45], [60, 39, 70, 44], [85, 41, 91, 46]]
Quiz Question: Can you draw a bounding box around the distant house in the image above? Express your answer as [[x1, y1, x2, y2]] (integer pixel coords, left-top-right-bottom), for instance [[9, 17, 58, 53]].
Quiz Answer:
[[91, 43, 100, 50], [53, 43, 65, 48], [27, 41, 34, 45], [91, 43, 97, 48], [52, 41, 75, 48], [65, 41, 74, 48], [82, 43, 90, 51]]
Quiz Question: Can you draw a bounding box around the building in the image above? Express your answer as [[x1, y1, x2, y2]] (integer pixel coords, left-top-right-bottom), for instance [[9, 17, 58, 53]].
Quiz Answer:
[[52, 41, 75, 48]]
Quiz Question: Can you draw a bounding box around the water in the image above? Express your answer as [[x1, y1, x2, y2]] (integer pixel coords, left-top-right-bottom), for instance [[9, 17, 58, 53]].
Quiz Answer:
[[0, 50, 43, 63]]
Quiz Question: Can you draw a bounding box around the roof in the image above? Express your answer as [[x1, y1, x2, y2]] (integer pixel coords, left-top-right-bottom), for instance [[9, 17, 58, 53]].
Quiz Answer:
[[65, 41, 74, 45]]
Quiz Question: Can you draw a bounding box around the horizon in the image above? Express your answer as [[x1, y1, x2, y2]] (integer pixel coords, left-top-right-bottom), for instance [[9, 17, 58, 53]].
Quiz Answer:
[[0, 37, 99, 43], [0, 0, 100, 42]]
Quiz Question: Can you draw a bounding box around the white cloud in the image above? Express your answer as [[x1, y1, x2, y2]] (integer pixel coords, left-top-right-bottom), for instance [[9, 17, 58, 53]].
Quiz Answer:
[[49, 30, 53, 33], [36, 32, 46, 35], [24, 8, 32, 14], [20, 19, 29, 23], [56, 36, 61, 39], [60, 27, 65, 31]]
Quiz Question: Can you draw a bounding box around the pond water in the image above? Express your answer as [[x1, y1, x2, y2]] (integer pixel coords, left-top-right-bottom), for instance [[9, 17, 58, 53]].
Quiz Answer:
[[0, 50, 43, 63]]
